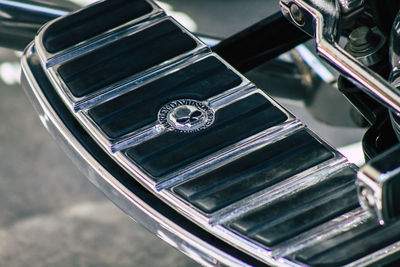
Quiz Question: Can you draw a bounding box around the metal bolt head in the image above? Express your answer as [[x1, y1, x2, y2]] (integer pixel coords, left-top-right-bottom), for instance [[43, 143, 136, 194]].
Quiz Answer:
[[289, 3, 305, 26], [348, 26, 380, 53]]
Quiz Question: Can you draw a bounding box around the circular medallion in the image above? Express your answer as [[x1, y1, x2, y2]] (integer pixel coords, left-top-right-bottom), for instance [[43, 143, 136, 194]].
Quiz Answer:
[[158, 99, 215, 133]]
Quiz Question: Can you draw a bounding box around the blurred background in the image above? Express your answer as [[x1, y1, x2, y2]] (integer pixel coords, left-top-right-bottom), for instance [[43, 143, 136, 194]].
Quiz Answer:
[[0, 0, 366, 266]]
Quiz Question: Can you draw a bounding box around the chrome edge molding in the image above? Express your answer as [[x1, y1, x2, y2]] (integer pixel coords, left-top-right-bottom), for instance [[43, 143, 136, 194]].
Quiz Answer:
[[26, 1, 396, 265], [21, 43, 254, 267], [35, 0, 165, 68], [271, 208, 372, 259], [42, 16, 209, 112], [209, 160, 351, 226]]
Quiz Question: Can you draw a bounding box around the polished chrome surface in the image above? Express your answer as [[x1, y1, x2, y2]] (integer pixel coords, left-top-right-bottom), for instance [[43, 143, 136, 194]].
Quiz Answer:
[[35, 0, 165, 68], [345, 239, 400, 266], [41, 16, 209, 112], [272, 208, 372, 258], [158, 99, 215, 133], [22, 0, 400, 266], [356, 145, 400, 225], [21, 44, 253, 267], [155, 119, 302, 190], [356, 165, 385, 224], [79, 72, 253, 154], [209, 159, 350, 226], [281, 0, 400, 115], [159, 155, 348, 238]]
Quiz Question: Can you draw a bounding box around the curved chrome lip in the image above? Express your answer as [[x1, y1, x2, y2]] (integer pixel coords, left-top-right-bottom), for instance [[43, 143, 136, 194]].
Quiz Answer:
[[20, 43, 256, 267], [23, 1, 400, 264], [22, 33, 394, 267], [23, 40, 378, 267], [22, 42, 307, 267]]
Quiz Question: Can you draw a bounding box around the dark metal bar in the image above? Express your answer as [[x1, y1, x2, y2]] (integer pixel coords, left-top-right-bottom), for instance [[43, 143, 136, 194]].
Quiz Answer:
[[213, 12, 310, 73], [0, 0, 79, 51]]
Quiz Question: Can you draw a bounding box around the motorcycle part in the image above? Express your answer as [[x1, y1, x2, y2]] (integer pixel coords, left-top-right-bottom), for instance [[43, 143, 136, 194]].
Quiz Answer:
[[344, 26, 386, 66], [280, 0, 400, 115], [21, 0, 400, 266], [357, 144, 400, 225]]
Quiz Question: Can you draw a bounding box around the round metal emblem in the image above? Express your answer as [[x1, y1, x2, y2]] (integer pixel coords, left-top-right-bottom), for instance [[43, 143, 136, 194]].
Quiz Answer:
[[158, 99, 215, 133]]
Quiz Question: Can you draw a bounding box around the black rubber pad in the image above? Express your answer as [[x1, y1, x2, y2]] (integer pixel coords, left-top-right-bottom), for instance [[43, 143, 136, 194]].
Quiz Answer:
[[293, 218, 400, 266], [227, 168, 357, 247], [173, 130, 334, 214], [58, 20, 197, 97], [43, 0, 154, 53], [126, 93, 288, 179], [89, 56, 242, 138]]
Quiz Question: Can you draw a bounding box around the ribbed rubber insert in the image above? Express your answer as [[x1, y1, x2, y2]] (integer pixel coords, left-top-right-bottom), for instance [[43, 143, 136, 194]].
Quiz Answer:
[[226, 168, 357, 247], [58, 20, 198, 97], [89, 56, 242, 138], [173, 130, 334, 214], [292, 218, 400, 267], [43, 0, 154, 53], [24, 51, 267, 267], [126, 93, 287, 179]]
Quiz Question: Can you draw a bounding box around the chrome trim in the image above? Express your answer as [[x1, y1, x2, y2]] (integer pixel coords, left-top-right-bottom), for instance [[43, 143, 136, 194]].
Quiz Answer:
[[110, 123, 166, 153], [281, 0, 400, 115], [45, 15, 166, 68], [163, 154, 347, 225], [114, 118, 300, 191], [210, 159, 350, 226], [159, 188, 304, 267], [344, 239, 400, 267], [356, 146, 400, 225], [42, 16, 209, 112], [157, 119, 302, 190], [135, 135, 348, 267], [208, 84, 256, 110], [79, 81, 254, 154], [271, 208, 372, 259], [77, 52, 215, 111], [197, 35, 222, 47], [26, 1, 397, 264], [356, 164, 385, 224], [21, 44, 252, 267], [35, 0, 165, 67]]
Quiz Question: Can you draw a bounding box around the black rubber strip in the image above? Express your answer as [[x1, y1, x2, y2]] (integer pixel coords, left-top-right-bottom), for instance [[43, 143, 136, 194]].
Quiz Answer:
[[174, 130, 334, 214]]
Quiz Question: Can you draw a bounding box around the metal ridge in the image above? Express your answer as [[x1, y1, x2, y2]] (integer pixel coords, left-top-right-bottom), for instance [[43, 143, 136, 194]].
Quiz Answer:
[[21, 44, 255, 267], [209, 159, 350, 226], [35, 0, 165, 67], [24, 0, 400, 265], [42, 16, 209, 112]]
